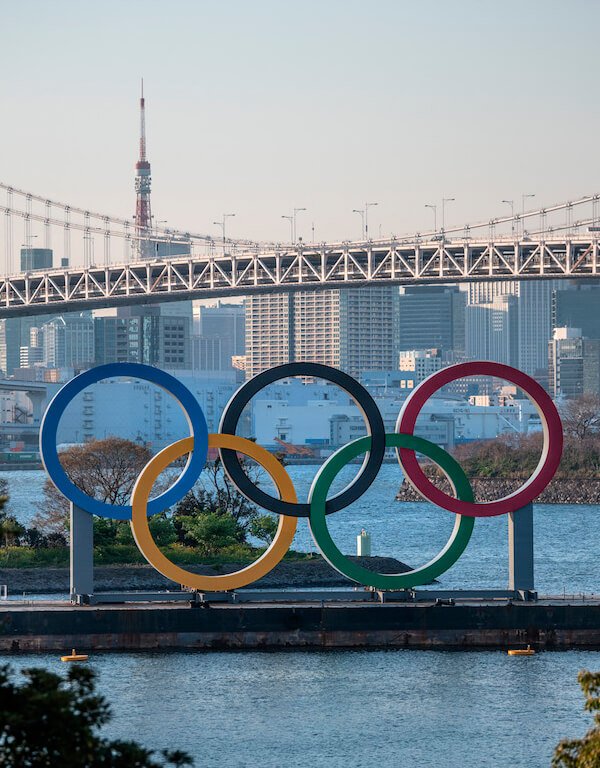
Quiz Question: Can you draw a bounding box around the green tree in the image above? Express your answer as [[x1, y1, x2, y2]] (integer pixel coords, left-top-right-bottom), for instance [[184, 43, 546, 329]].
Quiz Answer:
[[0, 480, 24, 548], [172, 454, 265, 553], [0, 517, 25, 548], [0, 664, 193, 767], [114, 512, 176, 548], [248, 514, 279, 545], [179, 512, 241, 555], [553, 670, 600, 767]]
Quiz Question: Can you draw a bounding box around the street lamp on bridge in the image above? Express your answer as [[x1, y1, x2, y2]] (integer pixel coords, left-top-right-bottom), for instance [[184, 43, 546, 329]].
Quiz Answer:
[[365, 201, 378, 240], [213, 213, 236, 250], [442, 197, 455, 233], [502, 200, 515, 237], [352, 208, 365, 239], [424, 204, 437, 234], [353, 202, 378, 240], [281, 215, 293, 244], [293, 207, 306, 243], [521, 193, 535, 236]]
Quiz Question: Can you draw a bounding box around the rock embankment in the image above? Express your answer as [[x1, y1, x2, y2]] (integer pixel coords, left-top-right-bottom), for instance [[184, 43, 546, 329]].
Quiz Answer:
[[397, 473, 600, 504], [0, 556, 412, 594]]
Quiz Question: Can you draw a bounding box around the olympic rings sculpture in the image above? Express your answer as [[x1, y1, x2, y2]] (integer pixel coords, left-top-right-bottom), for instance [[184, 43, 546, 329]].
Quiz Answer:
[[40, 360, 563, 592]]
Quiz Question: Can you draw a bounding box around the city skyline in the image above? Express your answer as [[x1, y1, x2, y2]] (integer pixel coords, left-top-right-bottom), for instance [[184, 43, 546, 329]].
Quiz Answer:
[[2, 1, 600, 244], [0, 5, 598, 766]]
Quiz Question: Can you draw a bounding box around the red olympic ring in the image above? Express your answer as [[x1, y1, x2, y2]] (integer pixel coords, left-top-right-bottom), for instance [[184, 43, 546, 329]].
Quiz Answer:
[[396, 361, 563, 518]]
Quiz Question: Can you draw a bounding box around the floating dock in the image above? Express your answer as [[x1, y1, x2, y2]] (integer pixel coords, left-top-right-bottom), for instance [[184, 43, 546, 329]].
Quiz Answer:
[[0, 596, 599, 651]]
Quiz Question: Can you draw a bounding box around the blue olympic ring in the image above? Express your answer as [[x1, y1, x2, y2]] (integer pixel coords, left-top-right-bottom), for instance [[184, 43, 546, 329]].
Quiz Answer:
[[39, 363, 209, 520]]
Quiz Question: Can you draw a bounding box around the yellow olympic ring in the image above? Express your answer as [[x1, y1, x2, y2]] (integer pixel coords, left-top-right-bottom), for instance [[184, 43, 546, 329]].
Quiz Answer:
[[130, 434, 297, 591]]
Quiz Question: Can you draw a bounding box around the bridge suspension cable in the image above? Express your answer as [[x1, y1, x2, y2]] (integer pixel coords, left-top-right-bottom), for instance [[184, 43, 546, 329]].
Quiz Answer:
[[1, 180, 600, 282]]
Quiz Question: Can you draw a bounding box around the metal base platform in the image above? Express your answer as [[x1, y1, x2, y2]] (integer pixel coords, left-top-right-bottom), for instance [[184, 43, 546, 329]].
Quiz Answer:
[[75, 587, 538, 606]]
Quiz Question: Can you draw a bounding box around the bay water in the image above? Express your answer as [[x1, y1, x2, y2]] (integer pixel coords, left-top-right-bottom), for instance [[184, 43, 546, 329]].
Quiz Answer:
[[0, 467, 598, 767]]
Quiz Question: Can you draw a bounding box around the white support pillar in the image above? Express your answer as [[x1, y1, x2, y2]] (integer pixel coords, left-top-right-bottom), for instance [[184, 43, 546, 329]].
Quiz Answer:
[[508, 503, 534, 593], [70, 503, 94, 600]]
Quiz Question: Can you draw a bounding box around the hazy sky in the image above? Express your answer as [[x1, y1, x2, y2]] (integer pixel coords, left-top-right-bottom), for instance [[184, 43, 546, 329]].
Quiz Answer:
[[3, 0, 600, 243]]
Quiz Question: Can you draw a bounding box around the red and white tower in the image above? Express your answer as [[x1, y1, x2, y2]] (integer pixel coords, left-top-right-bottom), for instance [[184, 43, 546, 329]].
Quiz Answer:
[[134, 79, 152, 257]]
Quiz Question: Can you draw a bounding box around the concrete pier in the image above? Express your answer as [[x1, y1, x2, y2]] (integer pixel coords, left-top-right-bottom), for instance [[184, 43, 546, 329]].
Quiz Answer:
[[0, 597, 599, 652]]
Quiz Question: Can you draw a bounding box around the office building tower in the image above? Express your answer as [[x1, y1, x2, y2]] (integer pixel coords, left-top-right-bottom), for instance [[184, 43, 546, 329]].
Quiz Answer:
[[19, 327, 44, 368], [468, 280, 519, 304], [553, 283, 600, 339], [0, 320, 20, 376], [517, 281, 557, 377], [95, 311, 190, 369], [466, 294, 519, 366], [42, 315, 95, 370], [339, 287, 399, 376], [245, 294, 294, 379], [398, 286, 465, 356], [0, 250, 59, 376], [94, 317, 129, 365], [548, 327, 584, 399], [466, 279, 560, 377], [194, 302, 245, 371], [583, 338, 600, 395], [466, 281, 518, 368], [192, 336, 225, 372], [245, 287, 398, 379], [290, 290, 342, 368]]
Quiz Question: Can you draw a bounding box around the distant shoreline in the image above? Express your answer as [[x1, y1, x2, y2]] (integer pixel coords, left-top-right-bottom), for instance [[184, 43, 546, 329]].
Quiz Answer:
[[397, 476, 600, 505]]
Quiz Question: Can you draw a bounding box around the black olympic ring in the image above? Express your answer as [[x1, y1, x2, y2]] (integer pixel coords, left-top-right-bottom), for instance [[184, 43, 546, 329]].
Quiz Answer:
[[218, 362, 386, 517]]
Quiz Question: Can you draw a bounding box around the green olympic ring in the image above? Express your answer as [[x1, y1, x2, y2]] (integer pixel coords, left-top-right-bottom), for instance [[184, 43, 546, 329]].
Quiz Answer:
[[308, 433, 475, 590]]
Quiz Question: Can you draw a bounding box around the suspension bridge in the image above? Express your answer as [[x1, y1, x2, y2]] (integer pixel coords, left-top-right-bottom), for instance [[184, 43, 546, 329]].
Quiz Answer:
[[1, 181, 599, 318]]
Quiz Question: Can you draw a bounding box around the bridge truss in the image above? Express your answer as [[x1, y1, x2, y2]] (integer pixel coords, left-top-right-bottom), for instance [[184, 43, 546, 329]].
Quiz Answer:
[[1, 181, 600, 318], [1, 235, 599, 318]]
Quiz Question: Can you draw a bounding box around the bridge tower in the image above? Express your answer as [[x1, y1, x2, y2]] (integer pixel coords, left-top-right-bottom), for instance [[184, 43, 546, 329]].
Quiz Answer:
[[134, 79, 152, 258]]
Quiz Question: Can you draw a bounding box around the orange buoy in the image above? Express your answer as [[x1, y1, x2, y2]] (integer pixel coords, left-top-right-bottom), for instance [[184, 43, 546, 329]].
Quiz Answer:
[[507, 644, 535, 656], [60, 648, 89, 662]]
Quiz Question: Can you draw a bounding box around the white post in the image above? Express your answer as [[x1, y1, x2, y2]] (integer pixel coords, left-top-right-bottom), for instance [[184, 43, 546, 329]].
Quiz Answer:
[[356, 529, 372, 557]]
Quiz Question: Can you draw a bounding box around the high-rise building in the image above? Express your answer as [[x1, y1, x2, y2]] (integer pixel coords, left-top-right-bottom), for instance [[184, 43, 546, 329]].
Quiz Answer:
[[517, 281, 558, 377], [244, 287, 398, 379], [466, 281, 518, 367], [468, 280, 519, 304], [0, 319, 21, 376], [583, 338, 600, 395], [19, 326, 44, 368], [466, 294, 519, 366], [548, 327, 584, 399], [191, 336, 225, 372], [339, 287, 399, 376], [94, 311, 190, 369], [292, 290, 341, 368], [553, 283, 600, 339], [398, 286, 465, 356], [245, 294, 294, 378], [0, 250, 57, 376], [466, 279, 560, 377], [42, 315, 95, 370], [193, 302, 245, 371]]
